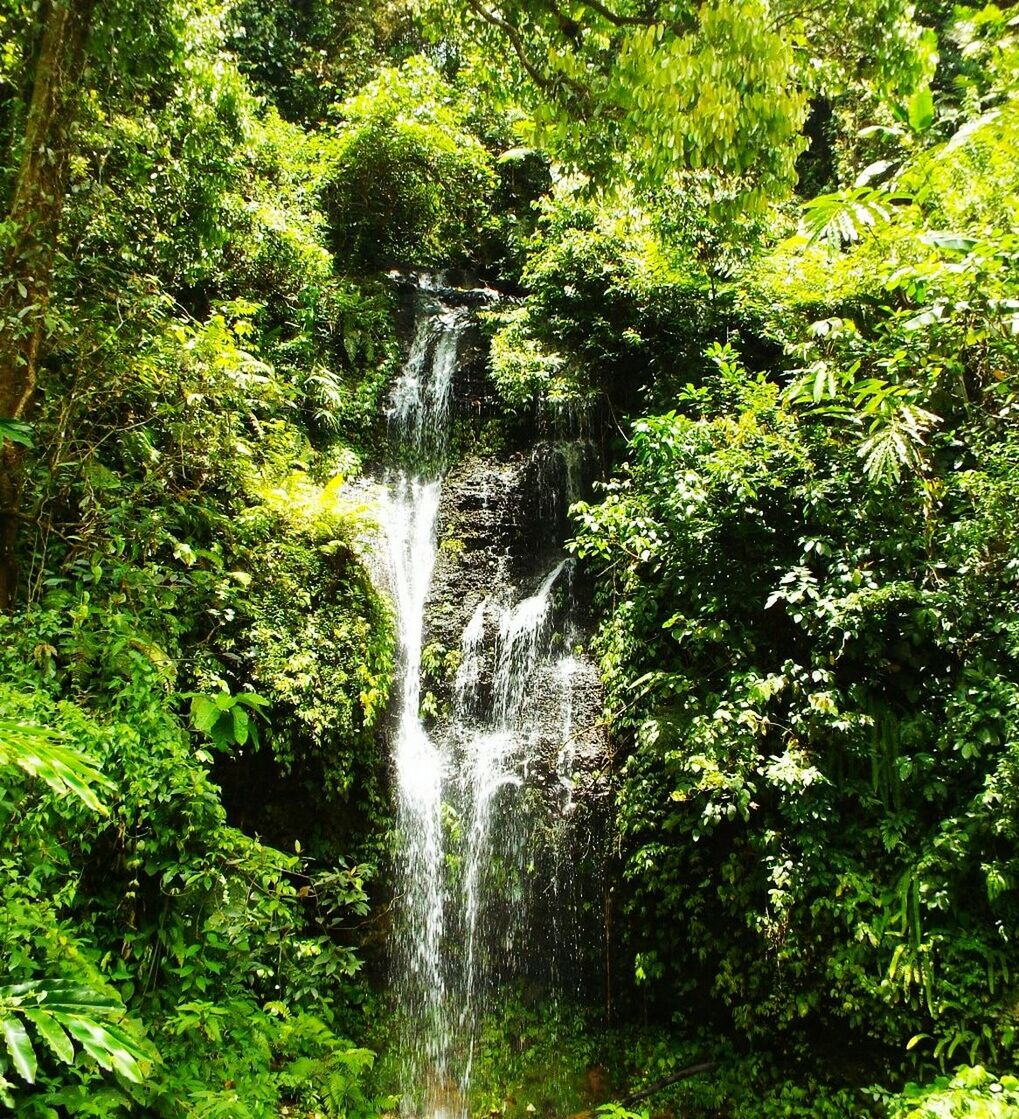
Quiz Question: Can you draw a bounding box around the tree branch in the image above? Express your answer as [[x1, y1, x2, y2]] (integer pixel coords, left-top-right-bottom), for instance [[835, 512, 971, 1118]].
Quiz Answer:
[[618, 1061, 718, 1107], [576, 0, 662, 27], [463, 0, 560, 94], [463, 0, 595, 107]]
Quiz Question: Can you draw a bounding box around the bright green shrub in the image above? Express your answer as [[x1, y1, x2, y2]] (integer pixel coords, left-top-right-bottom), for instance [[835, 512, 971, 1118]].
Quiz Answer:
[[486, 184, 762, 416], [0, 667, 381, 1115], [572, 341, 1019, 1065], [241, 520, 394, 797], [889, 1067, 1019, 1119], [0, 7, 399, 1111], [320, 57, 497, 270]]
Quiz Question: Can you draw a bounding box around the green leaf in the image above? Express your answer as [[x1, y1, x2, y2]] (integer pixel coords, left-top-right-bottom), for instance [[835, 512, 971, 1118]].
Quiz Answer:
[[2, 1017, 37, 1084], [0, 981, 120, 1011], [61, 1018, 146, 1083], [190, 697, 220, 735], [0, 720, 110, 813], [0, 980, 150, 1082], [497, 145, 537, 163], [24, 1011, 74, 1064], [0, 419, 33, 448], [906, 86, 935, 133], [802, 188, 905, 246], [235, 692, 270, 710], [858, 123, 906, 139], [188, 690, 269, 750], [854, 159, 894, 186], [232, 705, 249, 746], [920, 231, 978, 252]]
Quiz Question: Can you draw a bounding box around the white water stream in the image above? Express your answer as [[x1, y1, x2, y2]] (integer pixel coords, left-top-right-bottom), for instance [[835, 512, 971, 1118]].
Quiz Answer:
[[380, 291, 584, 1117]]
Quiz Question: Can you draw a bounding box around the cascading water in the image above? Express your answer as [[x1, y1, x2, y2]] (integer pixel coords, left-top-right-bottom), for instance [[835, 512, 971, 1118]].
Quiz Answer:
[[381, 297, 467, 1114], [383, 474, 448, 1100], [380, 284, 597, 1118]]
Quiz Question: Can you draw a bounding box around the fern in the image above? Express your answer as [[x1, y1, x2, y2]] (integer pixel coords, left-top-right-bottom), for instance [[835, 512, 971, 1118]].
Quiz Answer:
[[858, 404, 940, 483], [304, 368, 346, 432], [849, 379, 941, 483]]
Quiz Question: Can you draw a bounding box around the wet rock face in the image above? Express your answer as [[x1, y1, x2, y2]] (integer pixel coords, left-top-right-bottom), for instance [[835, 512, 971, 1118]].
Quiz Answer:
[[425, 452, 536, 656], [423, 441, 596, 691], [422, 437, 608, 815], [425, 412, 599, 625]]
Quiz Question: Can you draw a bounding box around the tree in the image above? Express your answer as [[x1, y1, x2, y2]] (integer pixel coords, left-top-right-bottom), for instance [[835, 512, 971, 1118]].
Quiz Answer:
[[0, 0, 94, 610], [437, 0, 932, 203]]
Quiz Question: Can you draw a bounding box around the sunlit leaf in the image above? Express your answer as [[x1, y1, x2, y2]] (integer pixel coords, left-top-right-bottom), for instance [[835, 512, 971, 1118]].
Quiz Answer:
[[1, 1017, 36, 1083], [906, 86, 935, 133], [0, 720, 110, 813], [23, 1010, 73, 1064]]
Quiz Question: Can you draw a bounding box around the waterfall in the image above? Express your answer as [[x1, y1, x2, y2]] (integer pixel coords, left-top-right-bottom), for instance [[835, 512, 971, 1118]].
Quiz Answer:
[[381, 285, 592, 1118], [453, 599, 487, 716], [387, 304, 468, 454], [492, 559, 570, 725], [381, 475, 448, 1097]]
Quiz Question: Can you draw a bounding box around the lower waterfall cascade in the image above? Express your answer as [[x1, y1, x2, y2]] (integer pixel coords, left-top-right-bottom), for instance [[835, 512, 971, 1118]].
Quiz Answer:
[[377, 280, 605, 1117]]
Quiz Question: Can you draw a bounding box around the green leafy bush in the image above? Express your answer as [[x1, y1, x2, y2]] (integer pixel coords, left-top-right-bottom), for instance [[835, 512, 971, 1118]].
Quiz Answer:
[[889, 1066, 1019, 1119], [572, 335, 1019, 1062], [320, 57, 497, 270]]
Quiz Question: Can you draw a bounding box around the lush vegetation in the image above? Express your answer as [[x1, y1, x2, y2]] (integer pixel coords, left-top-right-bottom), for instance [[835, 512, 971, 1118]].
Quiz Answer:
[[0, 0, 1017, 1115]]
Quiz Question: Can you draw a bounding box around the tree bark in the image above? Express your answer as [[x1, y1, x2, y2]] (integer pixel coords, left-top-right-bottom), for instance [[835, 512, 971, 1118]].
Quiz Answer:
[[0, 0, 93, 610]]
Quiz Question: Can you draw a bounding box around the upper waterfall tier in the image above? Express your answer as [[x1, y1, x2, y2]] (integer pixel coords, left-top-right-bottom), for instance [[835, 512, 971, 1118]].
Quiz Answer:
[[387, 301, 471, 458]]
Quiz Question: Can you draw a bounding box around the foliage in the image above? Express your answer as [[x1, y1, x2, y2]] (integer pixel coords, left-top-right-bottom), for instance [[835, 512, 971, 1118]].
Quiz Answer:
[[430, 0, 933, 205], [460, 1005, 1019, 1119], [568, 67, 1019, 1086], [0, 660, 382, 1113], [0, 979, 152, 1099], [485, 182, 754, 417], [0, 706, 155, 1107], [227, 0, 419, 124], [319, 57, 498, 270], [239, 528, 394, 795], [0, 1, 401, 1113], [0, 717, 110, 812], [572, 319, 1019, 1056], [2, 0, 1019, 1113], [186, 689, 269, 753], [889, 1066, 1019, 1119]]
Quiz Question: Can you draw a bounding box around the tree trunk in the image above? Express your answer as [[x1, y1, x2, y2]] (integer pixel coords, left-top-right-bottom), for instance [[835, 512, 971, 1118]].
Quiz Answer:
[[0, 0, 93, 610]]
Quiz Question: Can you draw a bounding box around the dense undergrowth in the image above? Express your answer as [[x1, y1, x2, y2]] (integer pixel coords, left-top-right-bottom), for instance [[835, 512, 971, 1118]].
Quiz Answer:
[[1, 0, 1018, 1115]]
